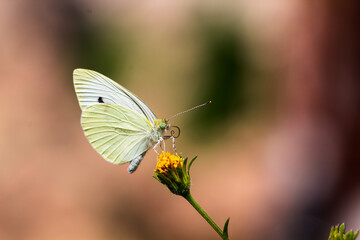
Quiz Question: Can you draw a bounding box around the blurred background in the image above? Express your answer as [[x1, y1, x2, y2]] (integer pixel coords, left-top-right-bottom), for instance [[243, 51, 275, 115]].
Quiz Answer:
[[1, 0, 359, 239]]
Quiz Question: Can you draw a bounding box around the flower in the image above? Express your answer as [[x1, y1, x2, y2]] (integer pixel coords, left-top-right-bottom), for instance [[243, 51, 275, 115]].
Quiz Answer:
[[153, 152, 197, 197], [154, 152, 183, 175]]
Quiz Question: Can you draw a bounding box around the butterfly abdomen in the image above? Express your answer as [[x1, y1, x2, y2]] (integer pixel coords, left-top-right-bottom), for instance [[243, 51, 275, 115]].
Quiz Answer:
[[128, 151, 147, 173]]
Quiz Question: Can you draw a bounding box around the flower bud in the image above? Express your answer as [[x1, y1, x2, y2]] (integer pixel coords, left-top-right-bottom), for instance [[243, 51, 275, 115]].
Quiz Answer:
[[328, 223, 359, 240]]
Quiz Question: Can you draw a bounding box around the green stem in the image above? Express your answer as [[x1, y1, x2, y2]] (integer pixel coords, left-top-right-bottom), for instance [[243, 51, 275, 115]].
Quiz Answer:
[[184, 192, 227, 239]]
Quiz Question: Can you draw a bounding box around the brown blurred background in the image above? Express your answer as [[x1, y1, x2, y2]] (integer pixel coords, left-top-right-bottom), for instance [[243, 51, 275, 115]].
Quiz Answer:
[[1, 0, 359, 239]]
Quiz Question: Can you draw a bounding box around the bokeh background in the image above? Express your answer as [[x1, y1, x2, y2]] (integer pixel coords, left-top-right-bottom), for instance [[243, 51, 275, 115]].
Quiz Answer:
[[1, 0, 359, 239]]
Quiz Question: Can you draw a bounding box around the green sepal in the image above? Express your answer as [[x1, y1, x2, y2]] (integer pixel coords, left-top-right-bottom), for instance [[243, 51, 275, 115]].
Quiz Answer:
[[329, 226, 335, 240], [176, 165, 185, 184], [187, 156, 198, 176], [154, 173, 177, 194], [340, 224, 346, 236], [345, 232, 353, 240], [157, 174, 174, 190], [168, 168, 180, 183], [182, 157, 188, 174]]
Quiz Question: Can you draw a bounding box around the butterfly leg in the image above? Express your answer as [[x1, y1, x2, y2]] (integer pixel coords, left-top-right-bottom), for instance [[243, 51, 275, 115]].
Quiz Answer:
[[153, 141, 160, 155], [160, 137, 165, 152], [171, 135, 177, 155], [153, 137, 164, 155], [162, 137, 166, 152]]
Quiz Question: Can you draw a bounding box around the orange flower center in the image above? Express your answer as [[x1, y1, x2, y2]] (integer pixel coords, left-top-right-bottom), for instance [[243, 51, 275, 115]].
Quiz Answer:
[[155, 152, 183, 174]]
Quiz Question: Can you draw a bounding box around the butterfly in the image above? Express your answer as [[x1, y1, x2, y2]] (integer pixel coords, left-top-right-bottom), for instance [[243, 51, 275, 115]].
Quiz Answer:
[[73, 69, 210, 173]]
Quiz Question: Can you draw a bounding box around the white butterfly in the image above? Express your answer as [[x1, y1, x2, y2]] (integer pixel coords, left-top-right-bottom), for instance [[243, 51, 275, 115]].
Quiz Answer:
[[74, 69, 210, 173], [73, 69, 170, 173]]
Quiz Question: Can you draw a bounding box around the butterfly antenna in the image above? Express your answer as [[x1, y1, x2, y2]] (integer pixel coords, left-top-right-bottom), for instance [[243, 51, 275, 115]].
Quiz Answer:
[[167, 101, 212, 120]]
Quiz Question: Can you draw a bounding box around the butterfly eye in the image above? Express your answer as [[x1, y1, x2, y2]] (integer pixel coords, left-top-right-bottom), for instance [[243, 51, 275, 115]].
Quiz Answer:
[[159, 122, 166, 129]]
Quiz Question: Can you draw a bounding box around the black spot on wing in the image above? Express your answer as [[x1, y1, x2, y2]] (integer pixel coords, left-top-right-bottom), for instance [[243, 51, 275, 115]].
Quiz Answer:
[[98, 97, 104, 103]]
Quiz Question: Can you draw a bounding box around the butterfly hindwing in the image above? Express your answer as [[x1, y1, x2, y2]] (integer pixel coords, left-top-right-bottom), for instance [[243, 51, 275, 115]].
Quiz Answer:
[[81, 103, 154, 164]]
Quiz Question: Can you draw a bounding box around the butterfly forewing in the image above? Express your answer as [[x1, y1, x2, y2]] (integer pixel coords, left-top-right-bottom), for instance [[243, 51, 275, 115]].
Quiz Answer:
[[73, 69, 157, 124], [81, 104, 154, 164]]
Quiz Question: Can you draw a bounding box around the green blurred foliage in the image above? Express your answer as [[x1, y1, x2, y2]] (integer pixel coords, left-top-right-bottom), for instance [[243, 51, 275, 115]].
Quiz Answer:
[[34, 1, 129, 83], [189, 19, 253, 140], [70, 23, 127, 78], [55, 2, 130, 81]]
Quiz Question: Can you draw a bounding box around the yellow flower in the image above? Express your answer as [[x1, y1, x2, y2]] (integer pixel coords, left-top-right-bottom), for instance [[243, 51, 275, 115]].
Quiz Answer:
[[153, 152, 196, 196], [155, 152, 183, 175]]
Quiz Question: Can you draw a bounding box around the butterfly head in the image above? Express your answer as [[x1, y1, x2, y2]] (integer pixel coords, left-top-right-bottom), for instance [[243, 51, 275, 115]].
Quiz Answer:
[[154, 119, 170, 132]]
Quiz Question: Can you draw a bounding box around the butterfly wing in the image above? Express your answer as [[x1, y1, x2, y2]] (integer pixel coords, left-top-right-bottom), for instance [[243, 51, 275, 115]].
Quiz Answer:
[[81, 103, 155, 164], [73, 69, 157, 124]]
